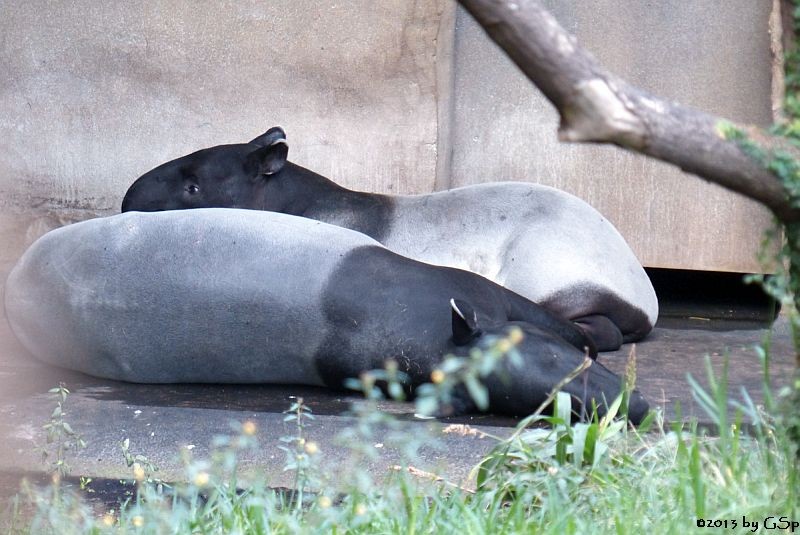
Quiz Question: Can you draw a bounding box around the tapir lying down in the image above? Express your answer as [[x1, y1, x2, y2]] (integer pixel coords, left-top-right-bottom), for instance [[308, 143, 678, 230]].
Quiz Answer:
[[5, 209, 648, 423], [120, 128, 659, 351]]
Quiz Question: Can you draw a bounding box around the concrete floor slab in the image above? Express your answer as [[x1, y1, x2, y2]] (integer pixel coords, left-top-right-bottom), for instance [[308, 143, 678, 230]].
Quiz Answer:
[[0, 316, 795, 494]]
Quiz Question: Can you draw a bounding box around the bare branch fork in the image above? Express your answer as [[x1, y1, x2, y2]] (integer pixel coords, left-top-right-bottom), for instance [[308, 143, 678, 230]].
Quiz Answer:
[[457, 0, 800, 223]]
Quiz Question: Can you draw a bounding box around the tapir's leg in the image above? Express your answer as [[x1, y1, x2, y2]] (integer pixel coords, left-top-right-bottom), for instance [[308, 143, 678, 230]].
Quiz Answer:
[[572, 314, 624, 352]]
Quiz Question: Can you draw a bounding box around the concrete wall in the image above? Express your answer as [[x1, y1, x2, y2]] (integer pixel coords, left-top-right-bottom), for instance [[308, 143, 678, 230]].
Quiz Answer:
[[0, 0, 448, 235], [447, 0, 776, 273]]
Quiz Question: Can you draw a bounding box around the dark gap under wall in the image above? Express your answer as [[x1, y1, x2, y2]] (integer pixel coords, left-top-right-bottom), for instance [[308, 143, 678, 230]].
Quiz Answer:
[[646, 268, 779, 330]]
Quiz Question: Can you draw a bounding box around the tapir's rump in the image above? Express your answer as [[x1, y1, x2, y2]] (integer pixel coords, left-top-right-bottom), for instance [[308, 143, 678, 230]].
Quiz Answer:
[[4, 209, 377, 384]]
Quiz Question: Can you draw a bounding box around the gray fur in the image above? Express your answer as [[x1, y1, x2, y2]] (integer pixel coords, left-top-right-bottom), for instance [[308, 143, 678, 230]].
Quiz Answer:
[[384, 182, 658, 334], [4, 209, 383, 384]]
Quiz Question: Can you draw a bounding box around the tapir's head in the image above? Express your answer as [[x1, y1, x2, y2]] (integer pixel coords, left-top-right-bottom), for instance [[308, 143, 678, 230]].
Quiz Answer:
[[121, 127, 290, 213], [448, 299, 650, 424]]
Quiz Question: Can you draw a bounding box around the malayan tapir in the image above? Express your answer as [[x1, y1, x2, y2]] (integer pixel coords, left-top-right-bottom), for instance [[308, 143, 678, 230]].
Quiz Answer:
[[5, 209, 649, 423], [121, 128, 659, 351]]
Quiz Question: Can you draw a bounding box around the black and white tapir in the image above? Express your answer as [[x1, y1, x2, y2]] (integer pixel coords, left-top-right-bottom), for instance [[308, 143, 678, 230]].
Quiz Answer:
[[4, 209, 649, 422], [121, 128, 658, 351]]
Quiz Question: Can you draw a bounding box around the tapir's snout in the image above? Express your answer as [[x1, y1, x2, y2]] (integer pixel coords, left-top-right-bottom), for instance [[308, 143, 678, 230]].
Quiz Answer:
[[120, 192, 136, 213], [120, 195, 164, 213], [580, 358, 650, 425], [482, 325, 651, 425], [581, 362, 650, 425], [625, 388, 650, 425], [121, 176, 170, 213], [121, 178, 146, 212]]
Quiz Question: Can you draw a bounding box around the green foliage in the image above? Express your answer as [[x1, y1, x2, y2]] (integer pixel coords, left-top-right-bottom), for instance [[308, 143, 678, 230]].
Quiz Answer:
[[120, 437, 165, 496], [777, 5, 800, 446], [719, 10, 800, 455], [473, 350, 652, 504], [39, 384, 86, 480], [779, 2, 800, 140], [475, 391, 627, 496], [718, 121, 800, 209], [414, 326, 525, 416], [344, 359, 410, 403], [280, 397, 319, 510]]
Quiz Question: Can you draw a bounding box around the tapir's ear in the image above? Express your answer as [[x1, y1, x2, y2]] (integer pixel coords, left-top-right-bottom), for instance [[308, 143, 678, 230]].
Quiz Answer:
[[248, 139, 289, 176], [450, 298, 481, 346], [249, 126, 286, 147]]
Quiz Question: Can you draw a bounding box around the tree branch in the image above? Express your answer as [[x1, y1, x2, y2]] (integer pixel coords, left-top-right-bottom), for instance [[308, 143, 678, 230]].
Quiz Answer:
[[457, 0, 800, 224]]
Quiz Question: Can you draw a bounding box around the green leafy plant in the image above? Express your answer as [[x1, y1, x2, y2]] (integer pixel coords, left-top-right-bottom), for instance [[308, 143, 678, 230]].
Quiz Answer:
[[279, 397, 320, 510], [414, 326, 525, 416], [120, 437, 164, 494], [473, 347, 649, 501], [39, 384, 86, 481], [778, 2, 800, 143]]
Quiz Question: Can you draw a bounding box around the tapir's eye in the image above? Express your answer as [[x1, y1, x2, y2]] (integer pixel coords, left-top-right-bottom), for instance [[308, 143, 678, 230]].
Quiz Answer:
[[186, 184, 200, 195]]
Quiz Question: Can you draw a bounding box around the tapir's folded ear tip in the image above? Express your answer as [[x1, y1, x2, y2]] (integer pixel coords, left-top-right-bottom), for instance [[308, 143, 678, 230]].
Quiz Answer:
[[449, 298, 466, 320], [250, 126, 287, 147], [451, 298, 480, 346], [267, 125, 286, 137]]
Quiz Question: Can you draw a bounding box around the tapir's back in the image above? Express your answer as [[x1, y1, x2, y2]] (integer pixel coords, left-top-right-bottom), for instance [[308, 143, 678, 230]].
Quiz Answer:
[[388, 182, 658, 332], [4, 209, 378, 384]]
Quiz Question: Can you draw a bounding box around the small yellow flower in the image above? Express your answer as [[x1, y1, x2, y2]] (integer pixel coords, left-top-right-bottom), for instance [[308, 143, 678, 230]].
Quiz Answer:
[[304, 441, 319, 455], [355, 503, 367, 516], [242, 420, 257, 436], [132, 515, 144, 527], [508, 326, 524, 345], [360, 371, 375, 388], [193, 471, 210, 486], [431, 369, 445, 384], [102, 513, 115, 527], [495, 339, 512, 353], [319, 495, 332, 508], [132, 463, 145, 481]]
